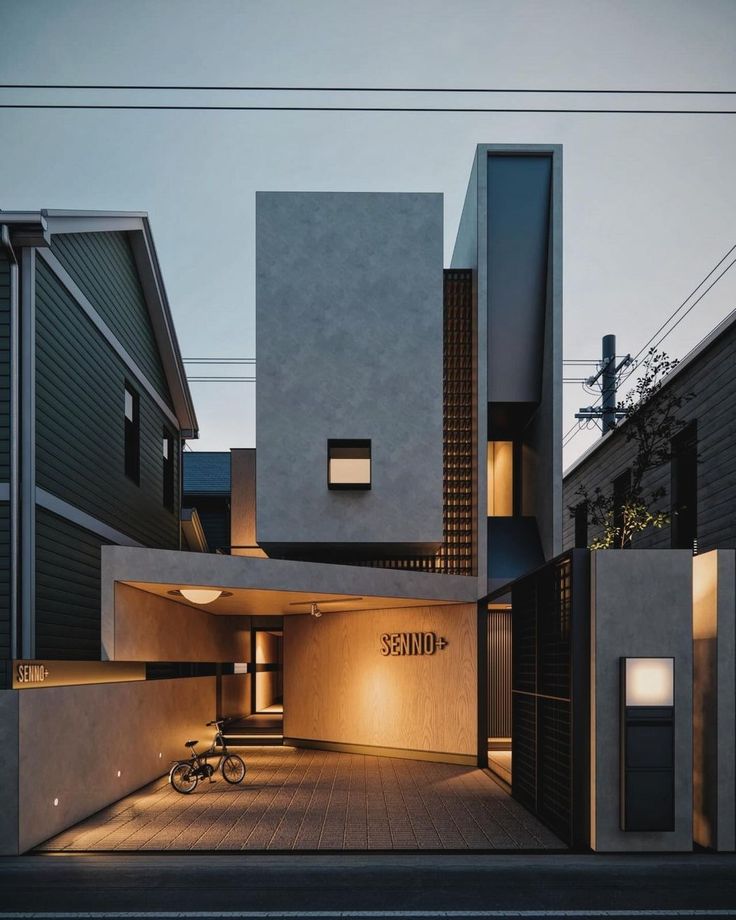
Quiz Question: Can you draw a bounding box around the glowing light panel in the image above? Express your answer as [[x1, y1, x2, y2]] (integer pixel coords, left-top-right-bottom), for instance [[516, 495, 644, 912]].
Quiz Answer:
[[625, 657, 674, 707]]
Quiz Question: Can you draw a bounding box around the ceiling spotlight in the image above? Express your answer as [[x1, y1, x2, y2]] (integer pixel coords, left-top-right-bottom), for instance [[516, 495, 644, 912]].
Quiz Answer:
[[310, 602, 322, 619]]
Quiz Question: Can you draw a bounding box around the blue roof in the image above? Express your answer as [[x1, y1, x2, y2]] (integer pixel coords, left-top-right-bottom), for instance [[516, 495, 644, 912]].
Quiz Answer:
[[183, 451, 231, 494]]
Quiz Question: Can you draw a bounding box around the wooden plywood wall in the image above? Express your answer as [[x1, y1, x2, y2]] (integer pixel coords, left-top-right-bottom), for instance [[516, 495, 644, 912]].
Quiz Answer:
[[284, 603, 477, 758], [255, 631, 282, 711], [114, 584, 251, 662]]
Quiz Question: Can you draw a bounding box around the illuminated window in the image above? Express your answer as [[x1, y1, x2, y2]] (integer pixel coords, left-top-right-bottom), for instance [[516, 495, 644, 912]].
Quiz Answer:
[[328, 439, 371, 490], [487, 441, 513, 516], [124, 383, 140, 484]]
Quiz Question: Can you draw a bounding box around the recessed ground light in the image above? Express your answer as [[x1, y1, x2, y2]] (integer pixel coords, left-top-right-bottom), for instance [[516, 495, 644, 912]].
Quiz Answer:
[[158, 752, 162, 759], [53, 798, 59, 807], [117, 770, 121, 778]]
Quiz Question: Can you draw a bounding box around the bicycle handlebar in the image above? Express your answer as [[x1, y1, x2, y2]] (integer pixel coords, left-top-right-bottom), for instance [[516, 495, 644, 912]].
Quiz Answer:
[[206, 719, 225, 727]]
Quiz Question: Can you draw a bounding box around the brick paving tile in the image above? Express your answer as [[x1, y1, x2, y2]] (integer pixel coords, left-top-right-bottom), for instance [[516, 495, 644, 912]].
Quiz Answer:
[[38, 746, 565, 852]]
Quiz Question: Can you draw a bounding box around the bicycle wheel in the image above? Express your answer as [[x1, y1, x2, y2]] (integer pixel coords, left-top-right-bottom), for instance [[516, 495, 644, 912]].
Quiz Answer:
[[221, 754, 246, 784], [169, 762, 198, 794]]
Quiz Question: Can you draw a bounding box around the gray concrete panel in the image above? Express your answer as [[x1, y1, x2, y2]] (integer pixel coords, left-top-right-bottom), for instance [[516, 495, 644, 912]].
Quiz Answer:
[[101, 545, 481, 652], [0, 690, 19, 854], [590, 550, 693, 852], [486, 155, 551, 405], [17, 676, 216, 852], [451, 145, 562, 592], [256, 192, 443, 554]]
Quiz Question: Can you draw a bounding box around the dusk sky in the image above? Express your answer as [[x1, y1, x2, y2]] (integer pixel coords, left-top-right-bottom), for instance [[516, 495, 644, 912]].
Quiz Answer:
[[2, 0, 735, 467]]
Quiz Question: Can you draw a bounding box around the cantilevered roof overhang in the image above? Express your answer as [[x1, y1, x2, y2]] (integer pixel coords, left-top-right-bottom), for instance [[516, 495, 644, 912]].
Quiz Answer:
[[101, 546, 480, 659]]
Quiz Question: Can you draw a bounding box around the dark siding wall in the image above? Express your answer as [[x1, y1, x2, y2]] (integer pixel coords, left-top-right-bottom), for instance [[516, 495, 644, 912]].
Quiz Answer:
[[0, 254, 10, 480], [35, 509, 107, 660], [0, 257, 10, 683], [181, 495, 230, 554], [0, 503, 9, 674], [50, 231, 171, 406], [563, 323, 736, 552], [35, 258, 180, 548]]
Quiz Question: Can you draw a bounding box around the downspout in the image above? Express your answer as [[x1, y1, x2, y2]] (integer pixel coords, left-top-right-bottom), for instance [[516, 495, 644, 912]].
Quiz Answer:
[[178, 437, 184, 550], [1, 225, 19, 661]]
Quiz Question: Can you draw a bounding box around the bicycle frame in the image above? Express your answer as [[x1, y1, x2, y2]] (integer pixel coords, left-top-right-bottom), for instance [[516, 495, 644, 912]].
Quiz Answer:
[[172, 725, 230, 772]]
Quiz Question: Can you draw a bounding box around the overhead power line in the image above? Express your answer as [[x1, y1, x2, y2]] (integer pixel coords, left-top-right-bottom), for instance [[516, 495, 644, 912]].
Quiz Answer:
[[563, 243, 736, 449], [3, 83, 736, 94], [2, 103, 734, 114]]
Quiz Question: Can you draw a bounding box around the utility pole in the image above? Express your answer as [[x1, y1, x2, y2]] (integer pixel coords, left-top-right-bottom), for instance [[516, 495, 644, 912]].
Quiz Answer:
[[575, 335, 632, 435]]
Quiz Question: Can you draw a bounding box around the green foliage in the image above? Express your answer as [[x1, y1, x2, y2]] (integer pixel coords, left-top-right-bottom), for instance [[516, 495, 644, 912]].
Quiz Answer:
[[571, 348, 695, 550]]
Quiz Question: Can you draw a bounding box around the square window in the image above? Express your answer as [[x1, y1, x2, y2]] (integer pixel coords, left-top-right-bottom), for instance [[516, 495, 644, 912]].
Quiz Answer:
[[328, 439, 371, 490], [124, 388, 135, 422], [162, 428, 175, 511]]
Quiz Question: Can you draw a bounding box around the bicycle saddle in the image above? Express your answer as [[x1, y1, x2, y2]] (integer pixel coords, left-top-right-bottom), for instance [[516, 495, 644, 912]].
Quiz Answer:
[[184, 740, 198, 748]]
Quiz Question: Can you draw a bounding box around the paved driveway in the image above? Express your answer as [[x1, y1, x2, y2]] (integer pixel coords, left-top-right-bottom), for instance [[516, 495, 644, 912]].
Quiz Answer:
[[39, 746, 564, 851]]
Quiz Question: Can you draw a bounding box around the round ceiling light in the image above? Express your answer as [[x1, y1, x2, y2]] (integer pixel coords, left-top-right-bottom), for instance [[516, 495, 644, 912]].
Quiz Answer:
[[169, 588, 232, 605]]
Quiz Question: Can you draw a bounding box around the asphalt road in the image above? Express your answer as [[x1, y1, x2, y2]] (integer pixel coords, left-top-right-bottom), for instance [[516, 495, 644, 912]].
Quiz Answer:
[[1, 852, 736, 918]]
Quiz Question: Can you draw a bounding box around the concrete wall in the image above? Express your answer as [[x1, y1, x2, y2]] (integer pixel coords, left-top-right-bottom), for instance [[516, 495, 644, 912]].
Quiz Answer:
[[256, 192, 444, 557], [255, 630, 282, 711], [590, 550, 693, 851], [693, 550, 736, 850], [112, 583, 250, 662], [0, 676, 216, 854], [231, 448, 266, 557], [0, 691, 19, 853], [283, 603, 477, 762], [451, 145, 562, 594], [486, 154, 551, 406]]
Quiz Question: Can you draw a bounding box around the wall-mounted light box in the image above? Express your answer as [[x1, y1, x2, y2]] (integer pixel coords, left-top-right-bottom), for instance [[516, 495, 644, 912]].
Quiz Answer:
[[328, 439, 371, 490], [620, 657, 675, 832]]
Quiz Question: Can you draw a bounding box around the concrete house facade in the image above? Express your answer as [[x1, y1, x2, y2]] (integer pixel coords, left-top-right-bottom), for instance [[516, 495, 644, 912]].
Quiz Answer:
[[1, 146, 734, 857]]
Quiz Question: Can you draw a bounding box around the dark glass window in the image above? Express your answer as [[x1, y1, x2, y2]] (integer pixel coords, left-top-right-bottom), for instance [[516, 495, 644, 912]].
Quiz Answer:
[[124, 383, 140, 484], [612, 468, 632, 547], [671, 421, 697, 549], [574, 502, 588, 549], [327, 439, 371, 490], [162, 429, 175, 511]]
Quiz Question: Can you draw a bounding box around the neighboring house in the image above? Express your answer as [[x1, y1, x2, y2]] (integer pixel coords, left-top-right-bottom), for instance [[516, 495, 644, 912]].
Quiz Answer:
[[563, 308, 736, 552], [0, 210, 197, 681], [182, 451, 231, 552]]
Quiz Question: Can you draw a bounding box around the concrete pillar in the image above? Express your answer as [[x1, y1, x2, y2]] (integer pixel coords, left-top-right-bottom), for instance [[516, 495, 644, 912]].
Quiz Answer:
[[693, 550, 736, 851], [230, 448, 266, 557], [590, 550, 693, 851]]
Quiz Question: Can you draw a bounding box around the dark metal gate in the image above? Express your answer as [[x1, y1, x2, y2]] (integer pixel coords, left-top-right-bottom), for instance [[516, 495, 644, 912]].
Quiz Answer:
[[509, 549, 590, 848]]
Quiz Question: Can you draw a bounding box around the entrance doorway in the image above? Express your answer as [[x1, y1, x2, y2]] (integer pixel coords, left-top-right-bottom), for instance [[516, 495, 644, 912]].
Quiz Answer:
[[252, 626, 283, 715], [223, 620, 284, 746]]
